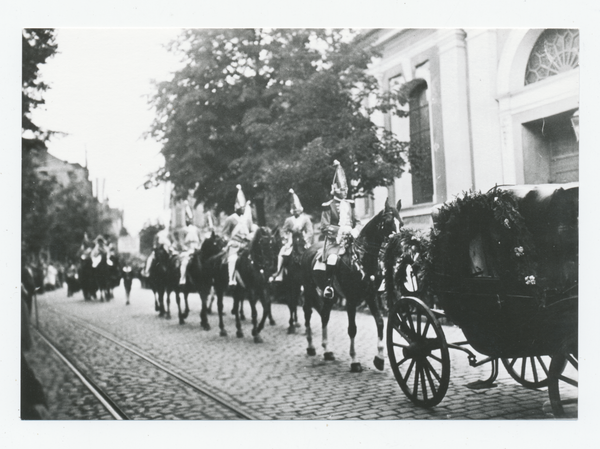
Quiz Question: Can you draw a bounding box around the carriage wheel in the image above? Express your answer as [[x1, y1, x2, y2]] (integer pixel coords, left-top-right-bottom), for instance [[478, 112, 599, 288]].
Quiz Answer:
[[501, 356, 551, 389], [387, 296, 450, 407], [548, 336, 578, 418]]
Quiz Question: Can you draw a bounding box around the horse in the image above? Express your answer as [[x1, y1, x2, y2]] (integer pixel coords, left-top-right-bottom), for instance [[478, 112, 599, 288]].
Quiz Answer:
[[280, 230, 309, 334], [187, 231, 229, 334], [300, 199, 402, 372], [163, 252, 196, 324], [94, 254, 119, 301], [78, 256, 98, 301], [148, 246, 171, 316], [232, 226, 279, 342]]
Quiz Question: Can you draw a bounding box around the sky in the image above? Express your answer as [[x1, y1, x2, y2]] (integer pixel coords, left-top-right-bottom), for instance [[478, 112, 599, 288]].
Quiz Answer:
[[32, 28, 183, 235]]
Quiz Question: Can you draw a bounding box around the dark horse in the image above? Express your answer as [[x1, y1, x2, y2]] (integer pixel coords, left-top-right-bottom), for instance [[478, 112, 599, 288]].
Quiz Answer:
[[149, 246, 171, 317], [187, 231, 229, 334], [94, 254, 120, 301], [232, 227, 278, 342], [280, 230, 309, 334], [162, 253, 195, 324], [300, 199, 402, 372], [78, 256, 97, 300]]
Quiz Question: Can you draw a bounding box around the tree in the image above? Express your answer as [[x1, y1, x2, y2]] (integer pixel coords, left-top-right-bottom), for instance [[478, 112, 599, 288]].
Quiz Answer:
[[22, 29, 58, 260], [147, 29, 407, 221]]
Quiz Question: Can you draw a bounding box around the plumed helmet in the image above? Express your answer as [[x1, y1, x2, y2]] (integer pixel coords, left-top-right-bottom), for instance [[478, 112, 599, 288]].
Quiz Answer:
[[242, 200, 253, 227], [331, 160, 348, 196], [289, 188, 303, 213], [234, 184, 246, 212], [185, 203, 194, 224], [94, 235, 106, 245]]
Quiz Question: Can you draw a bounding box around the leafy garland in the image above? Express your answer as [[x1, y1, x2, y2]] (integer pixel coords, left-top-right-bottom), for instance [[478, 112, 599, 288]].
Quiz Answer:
[[428, 188, 539, 292]]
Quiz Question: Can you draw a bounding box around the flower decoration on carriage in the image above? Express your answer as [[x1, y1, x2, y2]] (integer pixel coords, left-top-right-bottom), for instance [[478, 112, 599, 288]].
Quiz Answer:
[[525, 275, 536, 285], [503, 218, 511, 229], [514, 246, 524, 257]]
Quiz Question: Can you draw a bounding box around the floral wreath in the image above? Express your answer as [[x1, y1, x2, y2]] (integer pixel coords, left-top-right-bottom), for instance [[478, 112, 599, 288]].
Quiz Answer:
[[428, 188, 539, 292]]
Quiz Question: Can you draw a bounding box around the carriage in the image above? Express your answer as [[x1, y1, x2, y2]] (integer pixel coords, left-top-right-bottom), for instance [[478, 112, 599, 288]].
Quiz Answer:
[[384, 183, 578, 417]]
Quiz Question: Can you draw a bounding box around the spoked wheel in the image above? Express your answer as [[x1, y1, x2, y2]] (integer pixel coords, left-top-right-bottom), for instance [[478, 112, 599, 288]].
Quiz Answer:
[[501, 356, 551, 389], [387, 296, 450, 407], [548, 336, 578, 418]]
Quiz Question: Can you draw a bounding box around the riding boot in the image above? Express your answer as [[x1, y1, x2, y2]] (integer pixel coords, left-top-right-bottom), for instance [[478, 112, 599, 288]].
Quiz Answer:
[[323, 263, 335, 299]]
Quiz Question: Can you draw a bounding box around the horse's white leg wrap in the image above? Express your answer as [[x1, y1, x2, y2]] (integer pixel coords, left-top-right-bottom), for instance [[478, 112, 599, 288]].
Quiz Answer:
[[350, 337, 357, 364], [306, 324, 314, 350], [377, 337, 384, 360], [322, 324, 328, 353]]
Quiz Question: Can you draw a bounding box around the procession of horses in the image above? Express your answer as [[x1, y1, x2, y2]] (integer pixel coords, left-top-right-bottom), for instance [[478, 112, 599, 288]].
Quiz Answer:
[[23, 160, 578, 414]]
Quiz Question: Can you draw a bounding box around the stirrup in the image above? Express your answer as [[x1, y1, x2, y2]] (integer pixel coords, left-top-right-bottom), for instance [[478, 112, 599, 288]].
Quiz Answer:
[[323, 285, 335, 299]]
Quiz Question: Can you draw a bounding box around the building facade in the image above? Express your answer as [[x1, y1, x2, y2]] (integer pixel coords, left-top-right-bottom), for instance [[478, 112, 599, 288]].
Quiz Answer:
[[361, 28, 579, 228]]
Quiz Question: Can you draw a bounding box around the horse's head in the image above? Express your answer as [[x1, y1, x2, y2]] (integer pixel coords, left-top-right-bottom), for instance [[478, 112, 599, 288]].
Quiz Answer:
[[360, 198, 402, 243], [251, 226, 278, 276], [200, 230, 226, 261]]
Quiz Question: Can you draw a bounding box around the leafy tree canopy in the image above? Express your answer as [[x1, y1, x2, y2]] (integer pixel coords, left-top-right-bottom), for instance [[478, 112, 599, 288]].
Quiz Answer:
[[147, 29, 407, 221]]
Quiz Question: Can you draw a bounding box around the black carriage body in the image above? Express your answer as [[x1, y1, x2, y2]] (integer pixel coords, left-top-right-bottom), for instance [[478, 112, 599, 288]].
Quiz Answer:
[[431, 183, 578, 359]]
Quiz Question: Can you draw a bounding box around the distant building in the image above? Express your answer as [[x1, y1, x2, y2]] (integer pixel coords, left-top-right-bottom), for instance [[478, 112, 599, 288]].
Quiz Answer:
[[357, 28, 579, 228], [34, 150, 93, 195]]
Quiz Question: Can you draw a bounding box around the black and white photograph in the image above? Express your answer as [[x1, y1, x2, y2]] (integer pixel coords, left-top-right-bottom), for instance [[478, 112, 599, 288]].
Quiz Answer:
[[4, 1, 598, 447]]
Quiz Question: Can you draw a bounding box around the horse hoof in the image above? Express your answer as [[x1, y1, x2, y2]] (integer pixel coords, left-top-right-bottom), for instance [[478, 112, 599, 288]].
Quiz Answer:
[[307, 347, 316, 356], [287, 326, 296, 335], [240, 315, 246, 321], [126, 302, 130, 306], [183, 311, 190, 319], [269, 320, 276, 326], [202, 324, 211, 331], [179, 319, 185, 325], [295, 322, 301, 328], [254, 335, 263, 344], [324, 352, 335, 361], [166, 314, 171, 320], [373, 356, 385, 371], [155, 306, 160, 312], [350, 363, 363, 373], [220, 329, 228, 337], [236, 331, 244, 338]]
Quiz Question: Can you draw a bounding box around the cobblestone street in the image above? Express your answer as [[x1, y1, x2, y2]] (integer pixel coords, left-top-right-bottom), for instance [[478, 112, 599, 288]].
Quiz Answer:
[[22, 280, 562, 421]]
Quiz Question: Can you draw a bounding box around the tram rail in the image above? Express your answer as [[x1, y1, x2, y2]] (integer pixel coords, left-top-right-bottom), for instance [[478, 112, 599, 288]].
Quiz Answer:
[[33, 309, 256, 420]]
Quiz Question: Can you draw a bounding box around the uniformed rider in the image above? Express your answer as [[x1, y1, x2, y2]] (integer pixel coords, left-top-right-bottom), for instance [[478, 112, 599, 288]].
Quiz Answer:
[[320, 160, 358, 299], [91, 235, 113, 267], [143, 225, 172, 277], [270, 189, 314, 283], [226, 194, 254, 287], [222, 185, 246, 243], [178, 203, 202, 285]]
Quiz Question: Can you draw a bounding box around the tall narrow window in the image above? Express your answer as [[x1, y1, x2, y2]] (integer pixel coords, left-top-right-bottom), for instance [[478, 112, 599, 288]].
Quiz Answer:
[[409, 85, 433, 204]]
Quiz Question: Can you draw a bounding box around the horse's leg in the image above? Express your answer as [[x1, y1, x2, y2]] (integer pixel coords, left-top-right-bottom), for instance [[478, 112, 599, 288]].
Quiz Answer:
[[287, 284, 296, 334], [233, 286, 244, 338], [183, 286, 190, 319], [253, 286, 271, 343], [165, 289, 172, 319], [250, 289, 259, 336], [239, 295, 246, 321], [175, 289, 185, 325], [215, 284, 227, 336], [208, 286, 216, 314], [303, 299, 316, 356], [158, 288, 165, 317], [199, 286, 211, 331], [346, 302, 362, 372], [367, 291, 385, 371], [321, 305, 335, 361]]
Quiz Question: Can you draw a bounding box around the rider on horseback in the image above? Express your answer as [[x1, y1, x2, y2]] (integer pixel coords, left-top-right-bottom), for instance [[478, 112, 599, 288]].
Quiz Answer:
[[320, 160, 358, 299], [91, 235, 113, 268], [143, 224, 172, 277], [226, 188, 254, 287], [177, 202, 202, 285], [270, 188, 314, 283]]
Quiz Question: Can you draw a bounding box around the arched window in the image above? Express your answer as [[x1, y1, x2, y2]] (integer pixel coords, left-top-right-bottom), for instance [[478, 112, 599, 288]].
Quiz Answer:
[[525, 29, 579, 85], [408, 84, 433, 204]]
